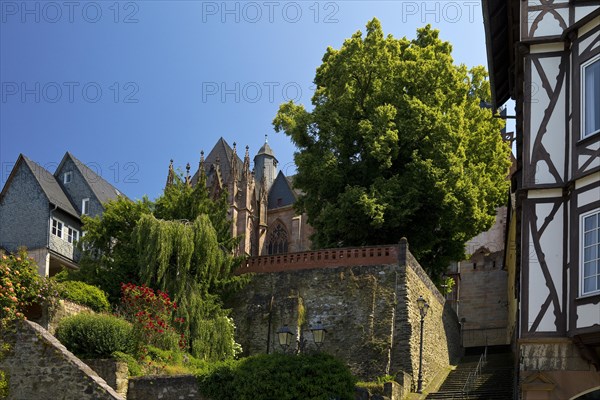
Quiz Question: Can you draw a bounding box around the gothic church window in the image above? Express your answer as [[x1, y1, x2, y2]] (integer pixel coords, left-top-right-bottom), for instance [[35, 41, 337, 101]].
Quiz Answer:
[[267, 222, 288, 255]]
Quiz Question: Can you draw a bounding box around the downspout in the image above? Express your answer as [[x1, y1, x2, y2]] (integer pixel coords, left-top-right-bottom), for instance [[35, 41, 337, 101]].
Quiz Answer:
[[46, 203, 58, 276]]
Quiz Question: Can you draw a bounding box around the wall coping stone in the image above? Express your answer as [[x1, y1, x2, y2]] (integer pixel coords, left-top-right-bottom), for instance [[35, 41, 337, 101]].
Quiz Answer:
[[21, 320, 124, 399]]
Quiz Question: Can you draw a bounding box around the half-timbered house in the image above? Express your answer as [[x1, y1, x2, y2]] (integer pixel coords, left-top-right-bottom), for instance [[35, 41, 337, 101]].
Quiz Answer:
[[484, 1, 600, 398]]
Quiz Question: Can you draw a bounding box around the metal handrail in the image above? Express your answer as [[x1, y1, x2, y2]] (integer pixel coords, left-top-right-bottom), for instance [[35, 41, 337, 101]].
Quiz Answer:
[[462, 347, 487, 397]]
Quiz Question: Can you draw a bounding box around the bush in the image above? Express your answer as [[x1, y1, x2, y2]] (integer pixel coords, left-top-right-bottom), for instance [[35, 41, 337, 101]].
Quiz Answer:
[[0, 249, 41, 327], [198, 353, 357, 400], [55, 313, 138, 358], [112, 351, 143, 377], [58, 281, 111, 312]]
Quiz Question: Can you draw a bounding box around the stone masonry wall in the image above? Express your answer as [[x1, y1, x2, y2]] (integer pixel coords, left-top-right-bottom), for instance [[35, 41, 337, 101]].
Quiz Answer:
[[127, 375, 205, 400], [230, 240, 462, 388], [32, 299, 94, 335], [392, 248, 462, 389], [84, 359, 129, 398], [0, 320, 123, 400]]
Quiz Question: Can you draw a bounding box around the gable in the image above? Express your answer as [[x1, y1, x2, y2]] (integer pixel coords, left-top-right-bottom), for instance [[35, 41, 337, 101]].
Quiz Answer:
[[3, 155, 80, 218], [56, 152, 125, 206], [268, 171, 296, 209]]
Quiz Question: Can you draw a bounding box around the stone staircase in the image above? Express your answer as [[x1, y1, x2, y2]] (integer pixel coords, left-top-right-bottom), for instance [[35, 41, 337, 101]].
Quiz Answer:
[[425, 351, 514, 400]]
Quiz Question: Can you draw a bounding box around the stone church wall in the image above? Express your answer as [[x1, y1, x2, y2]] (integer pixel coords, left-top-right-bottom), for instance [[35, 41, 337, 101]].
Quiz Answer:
[[229, 240, 462, 388]]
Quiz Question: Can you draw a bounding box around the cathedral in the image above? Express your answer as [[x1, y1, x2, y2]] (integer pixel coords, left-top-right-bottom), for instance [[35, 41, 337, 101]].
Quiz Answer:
[[166, 137, 313, 257]]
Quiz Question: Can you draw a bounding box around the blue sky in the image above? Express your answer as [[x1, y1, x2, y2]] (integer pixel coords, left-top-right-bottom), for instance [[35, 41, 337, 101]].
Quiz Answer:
[[1, 1, 495, 200]]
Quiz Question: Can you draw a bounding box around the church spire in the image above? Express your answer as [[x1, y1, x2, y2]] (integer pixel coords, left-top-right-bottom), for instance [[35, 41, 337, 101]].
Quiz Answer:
[[165, 159, 175, 188], [242, 145, 251, 179], [230, 142, 238, 182], [185, 163, 191, 187]]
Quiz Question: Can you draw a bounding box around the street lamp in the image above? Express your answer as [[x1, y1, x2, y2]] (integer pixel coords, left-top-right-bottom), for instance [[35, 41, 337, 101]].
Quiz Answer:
[[276, 325, 294, 351], [310, 321, 327, 349], [416, 296, 430, 393]]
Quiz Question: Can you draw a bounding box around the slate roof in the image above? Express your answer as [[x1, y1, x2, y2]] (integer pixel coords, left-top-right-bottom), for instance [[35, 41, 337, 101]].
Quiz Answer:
[[268, 171, 297, 209], [59, 152, 126, 204], [191, 137, 244, 186], [20, 155, 80, 218]]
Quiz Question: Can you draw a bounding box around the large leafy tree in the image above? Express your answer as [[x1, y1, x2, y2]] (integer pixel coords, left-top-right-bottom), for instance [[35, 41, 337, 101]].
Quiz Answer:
[[273, 19, 511, 278]]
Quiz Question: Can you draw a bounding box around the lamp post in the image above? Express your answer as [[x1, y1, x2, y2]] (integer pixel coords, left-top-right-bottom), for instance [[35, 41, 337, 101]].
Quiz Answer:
[[276, 325, 294, 352], [276, 322, 328, 353], [416, 296, 430, 394], [310, 321, 327, 350]]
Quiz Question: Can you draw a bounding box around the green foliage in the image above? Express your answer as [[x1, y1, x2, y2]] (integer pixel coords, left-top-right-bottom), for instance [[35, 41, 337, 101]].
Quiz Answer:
[[439, 276, 456, 296], [198, 353, 357, 400], [55, 313, 138, 358], [57, 281, 111, 312], [134, 214, 242, 361], [0, 249, 41, 327], [273, 19, 511, 279], [112, 351, 143, 376], [64, 196, 153, 303], [0, 370, 8, 399]]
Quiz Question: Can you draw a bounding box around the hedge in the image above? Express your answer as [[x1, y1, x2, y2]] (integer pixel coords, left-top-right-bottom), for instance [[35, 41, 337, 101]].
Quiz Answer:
[[58, 281, 111, 312], [198, 352, 356, 400], [55, 313, 137, 358]]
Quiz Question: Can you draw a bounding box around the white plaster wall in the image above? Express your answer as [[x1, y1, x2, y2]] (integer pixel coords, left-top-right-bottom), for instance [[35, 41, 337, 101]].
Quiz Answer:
[[576, 303, 600, 328]]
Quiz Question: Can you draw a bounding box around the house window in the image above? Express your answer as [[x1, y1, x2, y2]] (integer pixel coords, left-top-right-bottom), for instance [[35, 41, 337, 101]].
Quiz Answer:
[[66, 227, 79, 244], [63, 171, 72, 184], [581, 209, 600, 295], [51, 218, 63, 238], [82, 198, 89, 215], [582, 56, 600, 138], [267, 223, 288, 255]]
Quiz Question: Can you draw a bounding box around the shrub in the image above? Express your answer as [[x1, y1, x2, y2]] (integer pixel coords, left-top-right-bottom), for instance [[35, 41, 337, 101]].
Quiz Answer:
[[112, 351, 143, 377], [58, 281, 110, 312], [198, 353, 357, 400], [55, 313, 138, 358], [119, 283, 185, 352], [0, 249, 41, 327]]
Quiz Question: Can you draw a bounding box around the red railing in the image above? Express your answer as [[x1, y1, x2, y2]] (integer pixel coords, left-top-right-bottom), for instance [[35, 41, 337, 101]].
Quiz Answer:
[[237, 245, 398, 274]]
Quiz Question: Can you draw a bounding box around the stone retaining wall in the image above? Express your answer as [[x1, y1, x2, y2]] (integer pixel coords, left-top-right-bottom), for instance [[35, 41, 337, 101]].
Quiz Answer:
[[84, 359, 129, 398], [0, 320, 123, 400], [230, 239, 462, 389], [127, 375, 204, 400]]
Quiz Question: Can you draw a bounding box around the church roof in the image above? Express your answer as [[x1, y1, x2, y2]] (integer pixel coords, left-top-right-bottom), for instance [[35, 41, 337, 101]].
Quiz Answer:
[[256, 142, 275, 157], [268, 171, 297, 209], [191, 137, 243, 185]]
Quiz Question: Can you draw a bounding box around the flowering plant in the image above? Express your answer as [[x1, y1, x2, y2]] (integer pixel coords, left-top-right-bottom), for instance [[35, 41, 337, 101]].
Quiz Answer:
[[0, 249, 41, 327], [119, 283, 186, 351]]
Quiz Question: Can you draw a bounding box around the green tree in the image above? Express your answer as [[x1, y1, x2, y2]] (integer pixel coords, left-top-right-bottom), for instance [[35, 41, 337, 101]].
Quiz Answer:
[[64, 196, 153, 303], [135, 184, 244, 360], [273, 19, 511, 278]]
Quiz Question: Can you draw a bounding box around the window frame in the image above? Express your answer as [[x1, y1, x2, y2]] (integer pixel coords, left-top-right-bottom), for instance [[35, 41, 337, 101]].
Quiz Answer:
[[51, 218, 63, 238], [581, 55, 600, 139], [580, 208, 600, 297], [82, 198, 90, 215], [63, 171, 73, 184], [66, 226, 79, 244]]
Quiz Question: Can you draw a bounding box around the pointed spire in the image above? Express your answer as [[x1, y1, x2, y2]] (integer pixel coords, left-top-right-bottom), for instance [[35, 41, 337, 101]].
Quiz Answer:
[[165, 159, 175, 187], [198, 150, 206, 180], [230, 142, 238, 182], [185, 163, 191, 187], [242, 145, 251, 179]]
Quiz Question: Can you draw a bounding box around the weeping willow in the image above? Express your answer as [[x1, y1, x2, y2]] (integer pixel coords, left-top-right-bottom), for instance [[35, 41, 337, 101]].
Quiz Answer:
[[134, 213, 240, 361]]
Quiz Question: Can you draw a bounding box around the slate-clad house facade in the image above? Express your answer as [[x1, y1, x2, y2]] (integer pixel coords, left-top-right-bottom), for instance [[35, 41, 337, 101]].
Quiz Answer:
[[0, 152, 123, 276], [483, 1, 600, 398]]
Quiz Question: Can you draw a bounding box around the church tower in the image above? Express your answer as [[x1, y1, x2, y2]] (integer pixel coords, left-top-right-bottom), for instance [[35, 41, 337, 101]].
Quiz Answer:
[[253, 135, 278, 192]]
